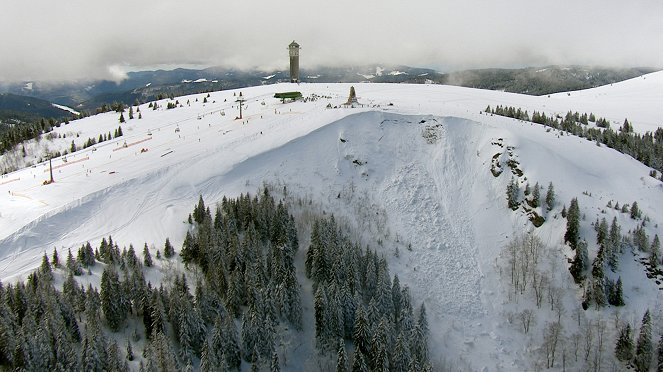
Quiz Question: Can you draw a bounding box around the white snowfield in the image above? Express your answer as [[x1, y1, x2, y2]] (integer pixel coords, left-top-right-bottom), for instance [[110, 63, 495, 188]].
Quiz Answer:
[[1, 72, 662, 369]]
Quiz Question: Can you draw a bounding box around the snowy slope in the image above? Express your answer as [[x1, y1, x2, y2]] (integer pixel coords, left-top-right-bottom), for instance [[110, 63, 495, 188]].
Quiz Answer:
[[0, 75, 662, 369]]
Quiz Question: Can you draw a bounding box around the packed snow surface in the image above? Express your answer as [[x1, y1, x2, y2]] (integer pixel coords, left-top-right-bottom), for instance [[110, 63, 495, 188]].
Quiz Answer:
[[1, 72, 663, 369]]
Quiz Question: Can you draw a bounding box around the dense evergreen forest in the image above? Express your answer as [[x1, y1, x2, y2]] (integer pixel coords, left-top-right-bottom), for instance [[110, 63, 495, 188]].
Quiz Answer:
[[0, 188, 430, 371]]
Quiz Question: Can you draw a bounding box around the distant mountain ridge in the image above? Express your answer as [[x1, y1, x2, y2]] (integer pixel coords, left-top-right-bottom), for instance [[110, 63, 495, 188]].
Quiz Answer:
[[0, 65, 657, 120], [0, 93, 74, 125]]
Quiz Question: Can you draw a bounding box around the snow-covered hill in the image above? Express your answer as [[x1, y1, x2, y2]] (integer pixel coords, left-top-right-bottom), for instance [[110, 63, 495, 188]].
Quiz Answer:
[[1, 74, 662, 370]]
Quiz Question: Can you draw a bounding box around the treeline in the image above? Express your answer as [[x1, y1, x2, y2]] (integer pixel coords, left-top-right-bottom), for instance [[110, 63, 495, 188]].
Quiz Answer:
[[0, 189, 433, 370], [562, 196, 663, 368], [565, 196, 661, 312], [486, 105, 663, 177], [0, 117, 73, 155], [306, 215, 431, 371], [70, 126, 124, 154], [0, 100, 133, 160], [0, 189, 302, 370]]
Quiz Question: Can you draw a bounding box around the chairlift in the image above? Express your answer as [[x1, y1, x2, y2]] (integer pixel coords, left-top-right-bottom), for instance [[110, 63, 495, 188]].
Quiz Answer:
[[220, 111, 225, 116], [175, 126, 180, 133], [147, 130, 152, 136]]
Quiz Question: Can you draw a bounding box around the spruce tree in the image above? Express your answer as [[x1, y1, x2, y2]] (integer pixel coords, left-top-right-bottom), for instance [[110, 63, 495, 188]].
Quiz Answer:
[[336, 339, 348, 372], [119, 113, 125, 123], [612, 277, 625, 306], [531, 182, 540, 208], [545, 182, 555, 211], [100, 265, 127, 331], [145, 331, 178, 371], [220, 314, 241, 369], [353, 306, 371, 357], [570, 240, 589, 283], [163, 238, 174, 258], [143, 243, 153, 267], [564, 198, 580, 249], [631, 201, 641, 219], [392, 331, 412, 372], [271, 352, 280, 372], [200, 340, 213, 372], [106, 341, 122, 372], [51, 247, 59, 267], [507, 177, 519, 210], [615, 323, 633, 363], [651, 235, 661, 267], [352, 349, 369, 372], [39, 252, 53, 281], [596, 218, 609, 246], [635, 309, 653, 372], [314, 285, 330, 351]]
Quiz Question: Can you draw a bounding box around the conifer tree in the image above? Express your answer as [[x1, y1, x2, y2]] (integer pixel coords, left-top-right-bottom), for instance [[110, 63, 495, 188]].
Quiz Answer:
[[145, 331, 178, 371], [51, 247, 59, 268], [314, 285, 331, 351], [66, 248, 82, 276], [564, 198, 580, 249], [392, 275, 402, 324], [221, 314, 241, 369], [106, 341, 122, 372], [546, 182, 555, 211], [507, 177, 519, 210], [163, 238, 174, 258], [631, 201, 641, 219], [128, 106, 134, 120], [531, 182, 540, 208], [651, 235, 661, 267], [615, 323, 633, 362], [635, 309, 653, 372], [392, 331, 412, 372], [596, 217, 609, 246], [371, 319, 390, 372], [100, 265, 128, 331], [570, 240, 589, 283], [39, 252, 53, 281], [271, 352, 280, 372], [353, 305, 371, 357], [352, 349, 369, 372], [143, 243, 153, 267], [200, 340, 213, 372], [119, 113, 125, 123], [336, 339, 348, 372]]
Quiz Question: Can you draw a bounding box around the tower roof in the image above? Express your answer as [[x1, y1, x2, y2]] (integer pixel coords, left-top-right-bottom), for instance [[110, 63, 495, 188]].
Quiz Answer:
[[289, 40, 300, 48]]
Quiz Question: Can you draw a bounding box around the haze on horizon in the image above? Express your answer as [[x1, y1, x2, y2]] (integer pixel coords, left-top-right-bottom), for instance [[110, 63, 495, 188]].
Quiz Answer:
[[2, 0, 662, 83]]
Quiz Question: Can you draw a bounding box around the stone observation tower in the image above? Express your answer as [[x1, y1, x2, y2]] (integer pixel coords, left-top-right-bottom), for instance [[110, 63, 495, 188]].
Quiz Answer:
[[288, 40, 300, 83]]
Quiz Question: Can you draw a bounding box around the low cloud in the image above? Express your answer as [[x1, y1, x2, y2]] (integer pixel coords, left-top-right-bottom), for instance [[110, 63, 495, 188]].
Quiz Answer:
[[1, 0, 662, 83]]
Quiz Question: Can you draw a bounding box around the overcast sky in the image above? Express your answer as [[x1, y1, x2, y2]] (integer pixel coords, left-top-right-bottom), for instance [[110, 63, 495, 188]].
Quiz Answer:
[[2, 0, 662, 83]]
